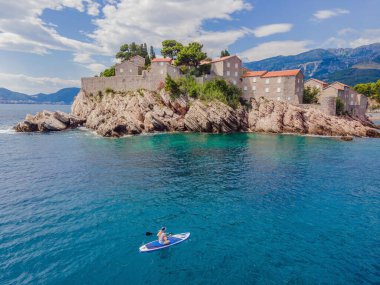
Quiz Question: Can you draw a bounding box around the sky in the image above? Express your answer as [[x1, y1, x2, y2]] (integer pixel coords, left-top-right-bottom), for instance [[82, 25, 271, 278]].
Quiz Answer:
[[0, 0, 379, 94]]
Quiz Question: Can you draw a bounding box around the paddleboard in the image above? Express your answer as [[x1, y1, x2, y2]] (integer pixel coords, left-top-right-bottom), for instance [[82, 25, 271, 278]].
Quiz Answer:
[[139, 232, 190, 252]]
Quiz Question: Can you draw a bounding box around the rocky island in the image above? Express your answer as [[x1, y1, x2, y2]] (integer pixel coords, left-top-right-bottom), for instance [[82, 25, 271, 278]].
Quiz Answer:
[[15, 89, 379, 138]]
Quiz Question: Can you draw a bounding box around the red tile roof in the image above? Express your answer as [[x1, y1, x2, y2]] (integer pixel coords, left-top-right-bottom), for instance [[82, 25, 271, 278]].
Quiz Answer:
[[331, 81, 349, 90], [306, 78, 328, 86], [242, 71, 268, 78], [152, 58, 172, 63], [261, 69, 302, 78]]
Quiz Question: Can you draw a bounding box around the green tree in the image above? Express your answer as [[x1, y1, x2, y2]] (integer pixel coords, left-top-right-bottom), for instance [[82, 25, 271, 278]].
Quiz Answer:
[[220, 49, 230, 57], [100, 66, 115, 77], [149, 46, 156, 59], [303, 86, 320, 104], [115, 42, 150, 62], [336, 98, 345, 115], [161, 40, 183, 59], [175, 42, 207, 67]]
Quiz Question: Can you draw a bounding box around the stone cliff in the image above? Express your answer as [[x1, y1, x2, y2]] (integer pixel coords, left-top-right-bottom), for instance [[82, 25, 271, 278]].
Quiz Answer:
[[16, 89, 380, 138]]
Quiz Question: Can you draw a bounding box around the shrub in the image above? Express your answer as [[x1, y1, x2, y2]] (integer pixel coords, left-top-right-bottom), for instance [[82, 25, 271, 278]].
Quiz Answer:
[[336, 98, 345, 115], [165, 75, 181, 98], [100, 66, 115, 77], [200, 79, 241, 109], [303, 86, 319, 104], [177, 75, 201, 98], [105, 87, 114, 94]]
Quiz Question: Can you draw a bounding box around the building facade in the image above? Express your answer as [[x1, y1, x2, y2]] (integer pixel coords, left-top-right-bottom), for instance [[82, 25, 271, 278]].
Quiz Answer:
[[241, 69, 304, 104]]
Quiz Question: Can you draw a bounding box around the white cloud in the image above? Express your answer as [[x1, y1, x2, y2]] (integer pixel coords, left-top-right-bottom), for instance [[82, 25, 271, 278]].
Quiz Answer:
[[87, 63, 107, 73], [89, 0, 253, 56], [239, 40, 311, 62], [313, 9, 349, 20], [323, 28, 380, 48], [0, 72, 80, 94], [252, 24, 293, 38]]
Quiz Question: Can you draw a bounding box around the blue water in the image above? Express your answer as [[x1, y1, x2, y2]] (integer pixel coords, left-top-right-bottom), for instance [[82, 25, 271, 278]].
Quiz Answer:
[[1, 104, 380, 284]]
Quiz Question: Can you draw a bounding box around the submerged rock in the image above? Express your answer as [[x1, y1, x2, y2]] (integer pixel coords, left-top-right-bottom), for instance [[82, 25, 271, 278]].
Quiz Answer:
[[15, 110, 85, 133], [16, 89, 380, 138]]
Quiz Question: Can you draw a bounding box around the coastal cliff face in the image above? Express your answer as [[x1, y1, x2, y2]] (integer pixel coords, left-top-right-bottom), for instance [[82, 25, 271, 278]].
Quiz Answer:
[[16, 89, 379, 138]]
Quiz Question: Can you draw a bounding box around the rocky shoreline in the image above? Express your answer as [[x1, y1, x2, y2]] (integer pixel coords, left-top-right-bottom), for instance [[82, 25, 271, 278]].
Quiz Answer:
[[15, 89, 380, 139]]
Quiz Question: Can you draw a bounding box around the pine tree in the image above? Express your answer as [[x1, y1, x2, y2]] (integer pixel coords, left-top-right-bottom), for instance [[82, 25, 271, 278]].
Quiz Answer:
[[150, 46, 156, 59]]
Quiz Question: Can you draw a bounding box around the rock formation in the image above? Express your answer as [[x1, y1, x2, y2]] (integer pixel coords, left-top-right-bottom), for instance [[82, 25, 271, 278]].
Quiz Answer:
[[15, 89, 380, 138], [15, 111, 84, 132]]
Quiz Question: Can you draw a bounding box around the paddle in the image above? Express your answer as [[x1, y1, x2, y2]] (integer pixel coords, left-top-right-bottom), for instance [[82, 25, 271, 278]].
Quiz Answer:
[[146, 231, 173, 236]]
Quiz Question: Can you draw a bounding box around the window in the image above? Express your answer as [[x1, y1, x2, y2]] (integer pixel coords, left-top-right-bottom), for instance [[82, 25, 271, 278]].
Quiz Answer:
[[265, 87, 269, 93], [252, 86, 256, 91], [277, 87, 281, 93], [243, 86, 248, 91], [277, 78, 281, 83], [253, 77, 257, 83], [227, 62, 231, 68], [235, 63, 238, 69], [129, 69, 133, 73], [235, 71, 238, 77], [265, 79, 270, 84], [120, 68, 124, 73], [233, 80, 237, 85], [160, 70, 164, 74], [226, 71, 230, 76]]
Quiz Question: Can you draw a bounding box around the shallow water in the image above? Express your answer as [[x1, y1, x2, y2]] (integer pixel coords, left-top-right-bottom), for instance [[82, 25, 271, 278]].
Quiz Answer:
[[1, 104, 380, 284]]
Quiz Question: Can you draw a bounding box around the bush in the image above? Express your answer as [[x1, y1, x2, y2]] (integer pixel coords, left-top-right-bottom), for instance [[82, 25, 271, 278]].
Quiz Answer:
[[336, 98, 345, 115], [105, 87, 114, 94], [200, 79, 241, 109], [100, 66, 115, 77], [165, 75, 181, 98], [303, 86, 319, 104], [177, 76, 201, 98], [164, 76, 241, 108]]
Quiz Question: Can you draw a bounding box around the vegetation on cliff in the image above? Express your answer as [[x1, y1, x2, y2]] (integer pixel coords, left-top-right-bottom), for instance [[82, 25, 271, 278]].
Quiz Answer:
[[303, 86, 319, 104], [353, 79, 380, 102], [165, 75, 241, 108]]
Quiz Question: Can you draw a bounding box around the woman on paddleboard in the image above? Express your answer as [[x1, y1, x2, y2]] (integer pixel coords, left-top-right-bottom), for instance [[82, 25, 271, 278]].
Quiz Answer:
[[157, 227, 170, 245]]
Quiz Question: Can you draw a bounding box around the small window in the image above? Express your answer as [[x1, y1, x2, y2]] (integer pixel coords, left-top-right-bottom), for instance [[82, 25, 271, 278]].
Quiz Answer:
[[277, 78, 281, 83], [227, 62, 231, 68], [277, 87, 281, 93], [160, 70, 164, 74], [252, 86, 256, 91], [120, 68, 124, 73], [235, 63, 238, 69], [265, 79, 270, 84], [233, 80, 237, 85], [253, 77, 257, 83], [265, 87, 269, 93], [235, 71, 238, 77], [226, 71, 230, 76], [243, 86, 248, 91], [129, 69, 133, 73]]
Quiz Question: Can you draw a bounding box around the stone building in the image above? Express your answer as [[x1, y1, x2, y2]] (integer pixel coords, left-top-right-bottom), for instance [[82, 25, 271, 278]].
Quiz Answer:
[[305, 78, 369, 116], [241, 69, 304, 104], [115, 55, 145, 76], [198, 55, 243, 86], [304, 78, 329, 91]]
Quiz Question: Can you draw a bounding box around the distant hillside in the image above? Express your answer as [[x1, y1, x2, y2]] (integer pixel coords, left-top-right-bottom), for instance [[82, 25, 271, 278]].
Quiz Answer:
[[0, 87, 80, 104], [244, 43, 380, 86]]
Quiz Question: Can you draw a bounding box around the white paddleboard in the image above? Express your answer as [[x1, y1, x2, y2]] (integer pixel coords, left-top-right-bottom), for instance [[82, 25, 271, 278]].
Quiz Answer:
[[139, 232, 190, 252]]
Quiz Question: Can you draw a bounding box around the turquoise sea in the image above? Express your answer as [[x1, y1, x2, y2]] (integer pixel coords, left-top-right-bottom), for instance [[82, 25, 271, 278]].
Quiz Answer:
[[0, 104, 379, 284]]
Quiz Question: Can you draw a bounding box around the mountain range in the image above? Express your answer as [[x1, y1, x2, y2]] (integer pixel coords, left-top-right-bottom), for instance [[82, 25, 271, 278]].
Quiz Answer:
[[244, 43, 380, 86], [0, 87, 80, 104]]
